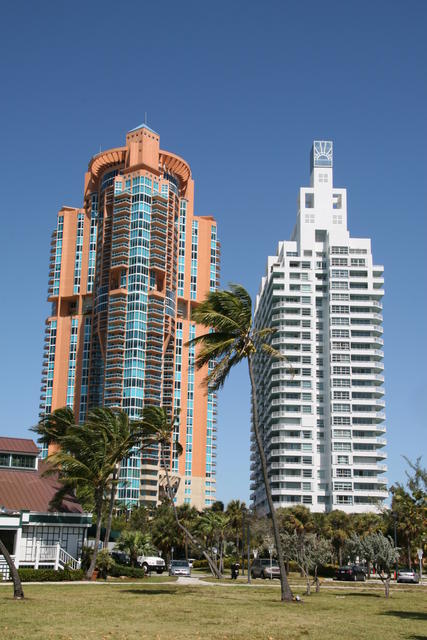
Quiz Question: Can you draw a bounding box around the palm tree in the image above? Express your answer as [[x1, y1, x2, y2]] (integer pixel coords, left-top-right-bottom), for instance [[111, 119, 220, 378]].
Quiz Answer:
[[0, 537, 24, 600], [140, 405, 221, 578], [85, 407, 143, 548], [45, 423, 117, 579], [196, 510, 229, 573], [32, 406, 76, 452], [115, 530, 153, 567], [188, 284, 293, 601], [226, 499, 247, 557]]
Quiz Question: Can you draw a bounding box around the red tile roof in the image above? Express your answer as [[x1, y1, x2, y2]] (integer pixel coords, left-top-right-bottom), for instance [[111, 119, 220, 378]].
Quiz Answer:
[[0, 461, 83, 513], [0, 437, 40, 455]]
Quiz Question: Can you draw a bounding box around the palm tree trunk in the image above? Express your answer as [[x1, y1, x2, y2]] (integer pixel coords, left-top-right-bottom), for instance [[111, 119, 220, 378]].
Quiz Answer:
[[160, 444, 222, 579], [86, 491, 103, 580], [103, 464, 120, 549], [0, 538, 24, 600], [248, 355, 293, 602]]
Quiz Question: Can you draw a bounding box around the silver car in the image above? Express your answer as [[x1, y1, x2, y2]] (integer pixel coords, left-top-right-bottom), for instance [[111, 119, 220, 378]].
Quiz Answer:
[[169, 560, 191, 576], [397, 569, 419, 584]]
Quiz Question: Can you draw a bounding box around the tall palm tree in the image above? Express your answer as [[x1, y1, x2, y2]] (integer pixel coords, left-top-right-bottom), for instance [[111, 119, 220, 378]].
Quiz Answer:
[[196, 510, 229, 573], [32, 406, 76, 452], [85, 407, 143, 548], [226, 499, 247, 556], [45, 423, 117, 579], [140, 405, 222, 578], [189, 284, 293, 601], [0, 537, 24, 600]]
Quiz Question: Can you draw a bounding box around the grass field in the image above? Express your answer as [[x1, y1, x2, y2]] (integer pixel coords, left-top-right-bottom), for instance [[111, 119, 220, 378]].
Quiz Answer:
[[0, 580, 426, 640]]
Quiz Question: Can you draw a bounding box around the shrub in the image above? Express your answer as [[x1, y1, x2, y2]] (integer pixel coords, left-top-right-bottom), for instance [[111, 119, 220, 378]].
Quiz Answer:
[[18, 568, 84, 582], [108, 562, 146, 578]]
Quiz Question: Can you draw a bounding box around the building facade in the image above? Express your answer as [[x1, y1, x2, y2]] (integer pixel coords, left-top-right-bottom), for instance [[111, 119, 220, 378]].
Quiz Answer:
[[251, 141, 386, 514], [39, 124, 219, 510]]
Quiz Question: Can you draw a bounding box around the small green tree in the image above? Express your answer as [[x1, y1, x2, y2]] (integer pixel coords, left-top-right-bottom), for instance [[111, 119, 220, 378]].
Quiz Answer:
[[116, 531, 154, 567], [347, 533, 399, 598], [281, 531, 333, 595]]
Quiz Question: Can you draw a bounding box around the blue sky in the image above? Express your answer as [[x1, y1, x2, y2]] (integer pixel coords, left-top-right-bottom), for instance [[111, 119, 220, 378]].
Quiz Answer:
[[0, 0, 426, 506]]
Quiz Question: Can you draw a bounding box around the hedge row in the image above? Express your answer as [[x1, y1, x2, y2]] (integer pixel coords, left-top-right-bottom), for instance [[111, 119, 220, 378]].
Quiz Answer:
[[18, 568, 85, 582], [108, 563, 146, 578]]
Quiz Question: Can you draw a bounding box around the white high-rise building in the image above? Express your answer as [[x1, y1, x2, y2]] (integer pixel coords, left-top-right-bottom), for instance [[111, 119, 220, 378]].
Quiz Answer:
[[250, 141, 386, 514]]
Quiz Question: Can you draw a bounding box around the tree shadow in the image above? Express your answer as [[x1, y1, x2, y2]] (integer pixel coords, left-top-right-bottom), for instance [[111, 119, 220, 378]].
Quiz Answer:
[[342, 592, 382, 598], [407, 636, 427, 640], [382, 611, 427, 621], [122, 588, 179, 596]]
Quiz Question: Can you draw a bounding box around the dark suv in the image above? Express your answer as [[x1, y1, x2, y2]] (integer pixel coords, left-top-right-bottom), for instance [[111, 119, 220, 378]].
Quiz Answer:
[[251, 558, 281, 579], [335, 565, 366, 581]]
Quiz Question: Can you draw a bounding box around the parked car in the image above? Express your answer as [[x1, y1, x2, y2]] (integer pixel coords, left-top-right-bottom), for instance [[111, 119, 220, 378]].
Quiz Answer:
[[335, 565, 366, 582], [397, 569, 419, 584], [169, 559, 191, 576], [137, 555, 166, 574], [251, 558, 281, 579], [111, 551, 131, 566]]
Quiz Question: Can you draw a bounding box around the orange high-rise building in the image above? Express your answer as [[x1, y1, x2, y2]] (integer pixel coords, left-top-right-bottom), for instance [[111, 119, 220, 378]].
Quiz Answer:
[[39, 124, 219, 509]]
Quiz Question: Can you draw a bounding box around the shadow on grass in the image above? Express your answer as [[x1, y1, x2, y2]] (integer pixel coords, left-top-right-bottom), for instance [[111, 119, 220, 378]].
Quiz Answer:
[[407, 636, 427, 640], [340, 592, 382, 598], [382, 611, 427, 621], [122, 588, 179, 596]]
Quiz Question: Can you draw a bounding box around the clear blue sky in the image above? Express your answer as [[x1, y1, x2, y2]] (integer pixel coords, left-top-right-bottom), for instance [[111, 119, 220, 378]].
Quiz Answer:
[[1, 0, 426, 506]]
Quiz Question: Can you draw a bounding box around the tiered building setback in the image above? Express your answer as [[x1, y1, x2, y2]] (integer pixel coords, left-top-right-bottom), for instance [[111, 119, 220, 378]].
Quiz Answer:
[[251, 141, 386, 514], [39, 124, 219, 510]]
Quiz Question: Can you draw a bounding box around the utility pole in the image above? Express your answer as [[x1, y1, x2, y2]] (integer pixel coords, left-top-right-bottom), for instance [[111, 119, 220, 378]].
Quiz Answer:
[[392, 512, 398, 577], [247, 522, 251, 584], [241, 517, 245, 576]]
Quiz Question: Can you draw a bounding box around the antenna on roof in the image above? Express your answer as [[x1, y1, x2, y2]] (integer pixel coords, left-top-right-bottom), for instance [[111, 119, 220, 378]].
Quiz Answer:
[[144, 111, 148, 125]]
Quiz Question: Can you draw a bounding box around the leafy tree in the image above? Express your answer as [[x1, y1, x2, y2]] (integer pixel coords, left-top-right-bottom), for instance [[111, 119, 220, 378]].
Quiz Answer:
[[150, 503, 182, 564], [0, 537, 24, 600], [326, 511, 352, 566], [140, 405, 221, 578], [115, 530, 154, 567], [189, 284, 293, 602], [281, 531, 333, 595], [390, 457, 427, 569], [176, 504, 200, 560], [127, 505, 151, 534], [277, 506, 314, 535], [196, 510, 229, 573], [346, 533, 399, 598]]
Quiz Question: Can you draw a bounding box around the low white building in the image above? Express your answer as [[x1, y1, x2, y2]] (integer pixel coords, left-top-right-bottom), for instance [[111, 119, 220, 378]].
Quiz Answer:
[[0, 437, 91, 579]]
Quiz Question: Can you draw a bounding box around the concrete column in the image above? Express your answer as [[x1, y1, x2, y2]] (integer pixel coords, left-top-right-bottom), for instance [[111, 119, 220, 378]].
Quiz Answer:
[[13, 527, 22, 568], [54, 542, 60, 570], [35, 541, 41, 569]]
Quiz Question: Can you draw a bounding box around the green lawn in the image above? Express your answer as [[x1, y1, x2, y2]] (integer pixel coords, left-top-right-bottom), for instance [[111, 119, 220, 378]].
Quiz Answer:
[[0, 581, 426, 640]]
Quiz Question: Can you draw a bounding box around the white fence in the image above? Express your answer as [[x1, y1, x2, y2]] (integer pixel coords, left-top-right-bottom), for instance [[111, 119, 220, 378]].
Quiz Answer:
[[1, 543, 80, 580]]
